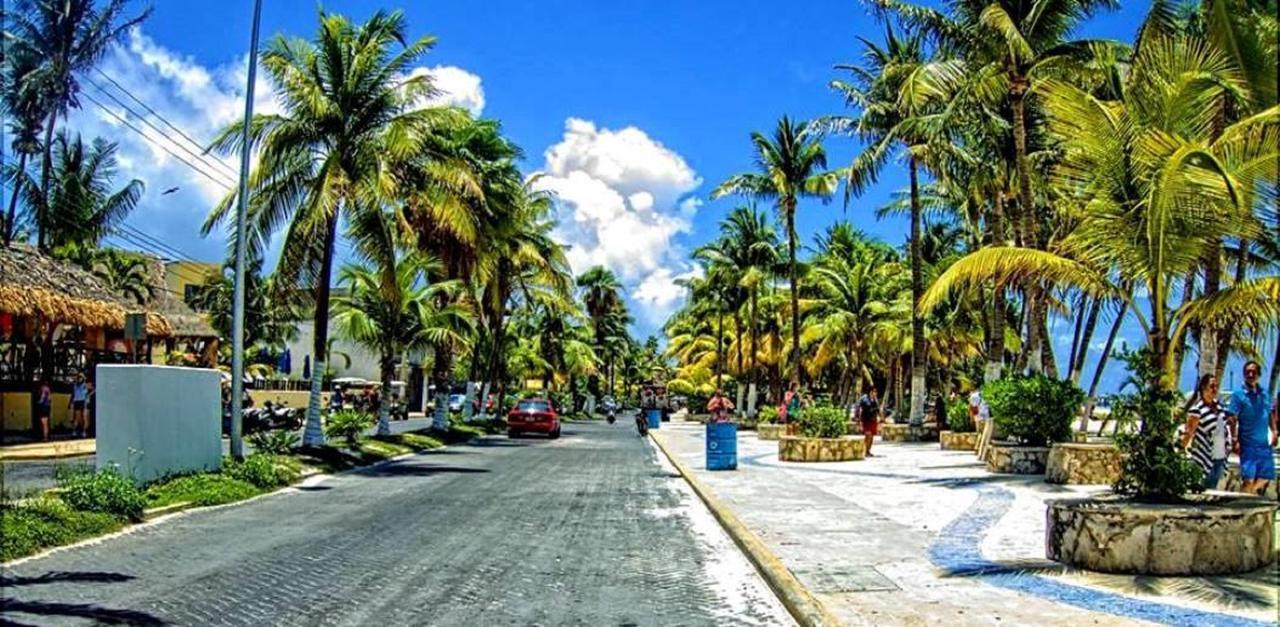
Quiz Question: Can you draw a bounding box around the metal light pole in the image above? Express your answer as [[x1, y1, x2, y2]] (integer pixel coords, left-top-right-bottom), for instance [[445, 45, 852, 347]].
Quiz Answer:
[[230, 0, 264, 460]]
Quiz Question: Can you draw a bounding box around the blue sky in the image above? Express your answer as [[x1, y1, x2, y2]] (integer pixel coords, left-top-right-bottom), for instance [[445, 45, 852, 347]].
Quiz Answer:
[[43, 0, 1273, 393]]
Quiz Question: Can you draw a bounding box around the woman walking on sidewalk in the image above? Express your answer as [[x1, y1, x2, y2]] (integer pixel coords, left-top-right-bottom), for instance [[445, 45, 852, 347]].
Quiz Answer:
[[1180, 374, 1233, 490], [35, 379, 52, 442]]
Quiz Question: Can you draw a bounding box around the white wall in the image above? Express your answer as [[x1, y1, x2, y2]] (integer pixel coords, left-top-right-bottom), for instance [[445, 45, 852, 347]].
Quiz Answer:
[[95, 365, 222, 484], [286, 320, 382, 382]]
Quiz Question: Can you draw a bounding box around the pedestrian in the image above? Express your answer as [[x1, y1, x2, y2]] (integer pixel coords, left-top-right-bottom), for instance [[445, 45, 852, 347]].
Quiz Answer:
[[706, 389, 735, 423], [69, 372, 90, 438], [35, 379, 52, 442], [330, 385, 345, 413], [779, 381, 800, 424], [1226, 361, 1276, 495], [1180, 374, 1232, 490], [971, 388, 994, 460], [858, 387, 881, 457]]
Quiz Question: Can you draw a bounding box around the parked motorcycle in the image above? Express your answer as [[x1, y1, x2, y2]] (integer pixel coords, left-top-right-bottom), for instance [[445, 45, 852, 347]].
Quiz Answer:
[[606, 407, 616, 424], [635, 410, 648, 436]]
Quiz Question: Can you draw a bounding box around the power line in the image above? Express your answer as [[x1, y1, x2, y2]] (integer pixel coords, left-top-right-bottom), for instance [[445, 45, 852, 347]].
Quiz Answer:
[[91, 67, 241, 180], [81, 90, 236, 192]]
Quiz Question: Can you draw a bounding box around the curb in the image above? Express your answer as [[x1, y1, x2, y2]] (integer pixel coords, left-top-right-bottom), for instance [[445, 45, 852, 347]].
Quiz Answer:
[[649, 430, 843, 627], [143, 501, 194, 520]]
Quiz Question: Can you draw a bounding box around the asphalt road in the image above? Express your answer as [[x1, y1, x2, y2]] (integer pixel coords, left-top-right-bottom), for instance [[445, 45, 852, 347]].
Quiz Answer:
[[0, 421, 791, 626]]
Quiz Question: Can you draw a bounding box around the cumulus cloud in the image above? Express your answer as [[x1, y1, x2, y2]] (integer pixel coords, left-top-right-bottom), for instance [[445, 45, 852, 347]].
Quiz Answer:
[[409, 65, 485, 115], [532, 118, 702, 324], [60, 29, 483, 264]]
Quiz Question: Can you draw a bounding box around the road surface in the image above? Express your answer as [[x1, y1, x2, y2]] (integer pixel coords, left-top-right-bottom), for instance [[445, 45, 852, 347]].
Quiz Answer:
[[1, 421, 791, 626]]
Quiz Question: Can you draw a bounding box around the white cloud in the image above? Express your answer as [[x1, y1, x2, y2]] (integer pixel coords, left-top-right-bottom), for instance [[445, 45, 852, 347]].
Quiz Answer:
[[408, 65, 485, 115], [532, 118, 703, 324]]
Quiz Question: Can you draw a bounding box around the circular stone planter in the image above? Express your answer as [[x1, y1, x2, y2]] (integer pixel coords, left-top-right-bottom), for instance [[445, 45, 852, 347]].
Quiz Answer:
[[1045, 442, 1122, 485], [757, 423, 787, 441], [778, 435, 864, 462], [1046, 494, 1277, 575], [984, 442, 1050, 474], [939, 430, 979, 451]]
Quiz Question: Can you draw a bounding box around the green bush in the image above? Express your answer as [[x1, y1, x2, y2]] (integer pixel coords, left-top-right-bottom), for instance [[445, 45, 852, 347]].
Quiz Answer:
[[1110, 350, 1204, 501], [146, 474, 260, 508], [325, 409, 374, 448], [248, 429, 299, 455], [58, 467, 146, 521], [794, 405, 848, 439], [223, 454, 300, 490], [1, 498, 123, 562], [757, 405, 780, 424], [946, 398, 974, 433], [983, 374, 1082, 447]]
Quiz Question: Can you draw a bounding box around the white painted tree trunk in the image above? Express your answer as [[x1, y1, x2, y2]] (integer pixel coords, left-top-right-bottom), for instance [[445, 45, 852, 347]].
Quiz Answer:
[[433, 391, 449, 431], [303, 361, 327, 446]]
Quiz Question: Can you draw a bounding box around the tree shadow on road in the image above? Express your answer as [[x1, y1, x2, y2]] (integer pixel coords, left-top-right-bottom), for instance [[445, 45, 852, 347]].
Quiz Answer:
[[0, 571, 134, 587], [1, 599, 166, 625], [354, 463, 490, 478]]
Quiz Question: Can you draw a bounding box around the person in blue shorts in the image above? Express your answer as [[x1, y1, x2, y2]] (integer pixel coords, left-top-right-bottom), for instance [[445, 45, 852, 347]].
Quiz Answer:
[[1226, 361, 1277, 495]]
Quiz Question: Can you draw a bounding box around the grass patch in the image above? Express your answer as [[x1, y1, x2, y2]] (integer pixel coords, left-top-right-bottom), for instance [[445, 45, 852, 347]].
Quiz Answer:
[[146, 474, 261, 509], [1, 498, 123, 562]]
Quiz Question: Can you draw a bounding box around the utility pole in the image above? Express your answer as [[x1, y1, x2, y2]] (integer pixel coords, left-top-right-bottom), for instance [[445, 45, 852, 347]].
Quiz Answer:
[[230, 0, 264, 460]]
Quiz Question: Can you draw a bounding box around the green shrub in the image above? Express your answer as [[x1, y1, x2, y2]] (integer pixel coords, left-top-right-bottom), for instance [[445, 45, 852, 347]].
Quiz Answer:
[[325, 409, 374, 448], [983, 374, 1082, 447], [946, 398, 974, 433], [248, 429, 299, 455], [1110, 350, 1203, 501], [794, 405, 848, 439], [58, 467, 146, 521], [757, 405, 780, 424], [1, 498, 123, 561], [146, 474, 260, 508], [223, 454, 300, 489]]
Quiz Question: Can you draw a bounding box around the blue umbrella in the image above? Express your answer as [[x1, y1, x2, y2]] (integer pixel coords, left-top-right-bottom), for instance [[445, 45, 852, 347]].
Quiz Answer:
[[278, 348, 292, 375], [302, 355, 311, 380]]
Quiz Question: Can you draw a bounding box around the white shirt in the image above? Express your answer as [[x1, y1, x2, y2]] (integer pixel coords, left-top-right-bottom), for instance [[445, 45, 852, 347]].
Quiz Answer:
[[969, 391, 990, 420]]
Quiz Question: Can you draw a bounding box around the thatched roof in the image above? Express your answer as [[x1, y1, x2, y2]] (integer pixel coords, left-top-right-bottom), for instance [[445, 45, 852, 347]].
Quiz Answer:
[[0, 244, 172, 336]]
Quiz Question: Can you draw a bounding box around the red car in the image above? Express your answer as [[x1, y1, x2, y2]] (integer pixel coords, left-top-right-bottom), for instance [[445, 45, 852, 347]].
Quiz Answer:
[[507, 398, 561, 439]]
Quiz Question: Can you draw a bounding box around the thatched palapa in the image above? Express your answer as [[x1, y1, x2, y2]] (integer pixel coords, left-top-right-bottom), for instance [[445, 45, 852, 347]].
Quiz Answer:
[[0, 244, 172, 336]]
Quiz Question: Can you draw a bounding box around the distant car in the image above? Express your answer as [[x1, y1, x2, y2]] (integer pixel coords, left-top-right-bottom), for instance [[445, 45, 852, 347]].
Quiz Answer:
[[447, 393, 466, 413], [507, 398, 561, 439]]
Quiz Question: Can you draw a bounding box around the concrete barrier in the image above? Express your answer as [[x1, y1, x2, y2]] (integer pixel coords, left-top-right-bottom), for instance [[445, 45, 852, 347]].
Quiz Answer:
[[95, 365, 221, 484]]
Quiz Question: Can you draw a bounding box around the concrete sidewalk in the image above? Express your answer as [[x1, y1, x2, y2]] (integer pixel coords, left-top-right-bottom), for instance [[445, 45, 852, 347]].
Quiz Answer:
[[652, 420, 1277, 626], [0, 438, 95, 461]]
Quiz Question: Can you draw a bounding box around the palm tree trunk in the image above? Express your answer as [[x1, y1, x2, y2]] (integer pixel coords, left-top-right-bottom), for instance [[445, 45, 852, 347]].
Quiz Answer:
[[1011, 80, 1048, 376], [750, 288, 759, 407], [377, 356, 393, 437], [985, 192, 1006, 383], [1071, 297, 1102, 385], [4, 152, 29, 244], [734, 309, 744, 382], [303, 211, 340, 447], [716, 306, 725, 390], [1212, 240, 1249, 383], [908, 156, 926, 426], [1084, 297, 1129, 426], [1067, 294, 1087, 382], [1268, 331, 1280, 397], [36, 114, 57, 251], [1195, 243, 1221, 381], [785, 200, 801, 387], [432, 347, 453, 431]]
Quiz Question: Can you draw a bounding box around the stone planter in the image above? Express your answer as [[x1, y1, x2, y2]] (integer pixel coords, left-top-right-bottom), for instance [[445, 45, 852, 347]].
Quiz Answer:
[[757, 423, 787, 441], [985, 442, 1050, 474], [939, 430, 978, 451], [1046, 442, 1122, 485], [881, 423, 938, 442], [847, 421, 863, 435], [778, 435, 864, 462], [1046, 493, 1277, 575], [1072, 431, 1089, 443]]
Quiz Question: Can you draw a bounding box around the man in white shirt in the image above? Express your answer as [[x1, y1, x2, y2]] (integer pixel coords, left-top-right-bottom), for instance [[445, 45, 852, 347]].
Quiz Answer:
[[970, 390, 993, 460]]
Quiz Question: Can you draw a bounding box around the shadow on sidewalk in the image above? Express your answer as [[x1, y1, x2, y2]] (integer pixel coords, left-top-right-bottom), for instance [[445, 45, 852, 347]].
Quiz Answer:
[[0, 571, 134, 587], [1, 599, 166, 626]]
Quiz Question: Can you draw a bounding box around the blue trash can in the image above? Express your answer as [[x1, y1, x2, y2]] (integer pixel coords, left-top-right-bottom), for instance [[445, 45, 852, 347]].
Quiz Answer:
[[645, 408, 662, 429], [705, 422, 738, 470]]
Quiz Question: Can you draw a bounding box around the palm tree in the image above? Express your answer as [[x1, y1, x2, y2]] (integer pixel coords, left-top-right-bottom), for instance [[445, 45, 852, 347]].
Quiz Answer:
[[204, 10, 461, 446], [91, 249, 154, 305], [4, 0, 150, 250], [334, 210, 467, 435], [829, 25, 960, 425], [3, 44, 47, 244], [712, 117, 840, 385], [15, 132, 142, 249]]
